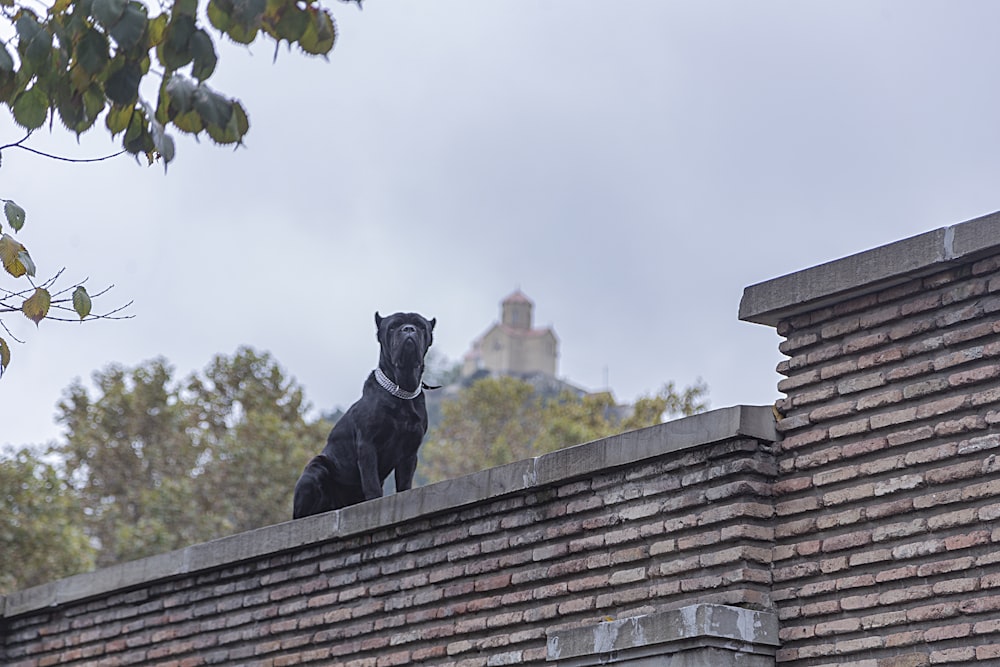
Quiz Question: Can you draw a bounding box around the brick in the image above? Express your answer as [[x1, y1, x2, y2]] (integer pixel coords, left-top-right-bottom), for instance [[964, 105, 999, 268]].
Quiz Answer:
[[902, 378, 949, 399], [871, 407, 917, 430], [879, 585, 932, 605], [861, 610, 907, 630], [828, 417, 871, 439], [820, 360, 859, 380], [977, 645, 1000, 660], [934, 346, 985, 371], [823, 530, 872, 553], [916, 395, 969, 419], [841, 436, 888, 458], [792, 386, 839, 407], [872, 519, 926, 542], [930, 647, 975, 663], [823, 484, 875, 507], [886, 360, 933, 382], [781, 428, 830, 450], [874, 474, 923, 496], [795, 445, 844, 470], [944, 530, 990, 551], [878, 654, 929, 667], [778, 369, 822, 392], [858, 347, 904, 369], [815, 618, 861, 636], [838, 372, 886, 395], [906, 602, 958, 623]]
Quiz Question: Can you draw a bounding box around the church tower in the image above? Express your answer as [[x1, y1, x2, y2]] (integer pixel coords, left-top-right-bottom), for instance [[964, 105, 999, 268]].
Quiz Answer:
[[462, 290, 558, 379]]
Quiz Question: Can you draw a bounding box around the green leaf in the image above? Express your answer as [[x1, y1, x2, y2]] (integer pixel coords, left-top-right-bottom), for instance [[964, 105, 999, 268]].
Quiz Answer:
[[4, 201, 25, 232], [232, 0, 265, 28], [22, 287, 51, 325], [109, 2, 148, 50], [123, 106, 153, 154], [0, 336, 9, 376], [73, 286, 92, 319], [82, 84, 105, 128], [12, 87, 49, 130], [106, 104, 133, 135], [56, 88, 85, 132], [190, 30, 217, 81], [76, 28, 110, 75], [272, 6, 309, 44], [172, 109, 203, 134], [224, 22, 257, 45], [147, 13, 169, 46], [206, 99, 248, 145], [105, 60, 141, 106], [15, 13, 42, 43], [0, 233, 28, 277], [207, 0, 232, 32], [92, 0, 127, 28], [299, 8, 335, 56], [192, 85, 232, 130], [157, 14, 195, 70], [173, 0, 198, 17], [0, 43, 14, 73], [18, 15, 53, 68]]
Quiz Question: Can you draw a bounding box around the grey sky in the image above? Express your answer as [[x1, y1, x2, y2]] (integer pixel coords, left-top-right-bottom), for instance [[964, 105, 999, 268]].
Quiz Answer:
[[3, 2, 1000, 447]]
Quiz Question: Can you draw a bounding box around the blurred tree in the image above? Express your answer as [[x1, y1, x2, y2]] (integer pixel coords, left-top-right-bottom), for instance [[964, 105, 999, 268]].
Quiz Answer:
[[422, 349, 462, 388], [420, 376, 709, 484], [0, 446, 95, 593], [188, 348, 329, 534], [0, 0, 358, 376], [54, 347, 327, 567]]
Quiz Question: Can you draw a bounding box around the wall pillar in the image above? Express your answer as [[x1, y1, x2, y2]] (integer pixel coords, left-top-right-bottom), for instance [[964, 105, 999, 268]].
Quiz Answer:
[[740, 211, 1000, 665]]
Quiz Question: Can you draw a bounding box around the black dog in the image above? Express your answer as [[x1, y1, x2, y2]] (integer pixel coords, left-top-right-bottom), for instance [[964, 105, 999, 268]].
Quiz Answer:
[[293, 312, 436, 518]]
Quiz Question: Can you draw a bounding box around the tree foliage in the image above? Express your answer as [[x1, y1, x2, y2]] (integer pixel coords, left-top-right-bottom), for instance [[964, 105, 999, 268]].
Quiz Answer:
[[419, 376, 709, 484], [0, 446, 96, 593], [52, 347, 327, 567], [0, 0, 356, 376]]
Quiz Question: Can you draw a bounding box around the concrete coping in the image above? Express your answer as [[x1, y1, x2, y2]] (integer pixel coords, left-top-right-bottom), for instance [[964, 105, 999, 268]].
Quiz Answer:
[[739, 210, 1000, 326], [545, 604, 780, 665], [0, 405, 776, 620]]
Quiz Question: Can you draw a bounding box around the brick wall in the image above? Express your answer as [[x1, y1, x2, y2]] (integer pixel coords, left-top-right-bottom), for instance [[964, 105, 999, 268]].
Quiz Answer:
[[6, 212, 1000, 667], [741, 212, 1000, 666], [0, 407, 778, 667]]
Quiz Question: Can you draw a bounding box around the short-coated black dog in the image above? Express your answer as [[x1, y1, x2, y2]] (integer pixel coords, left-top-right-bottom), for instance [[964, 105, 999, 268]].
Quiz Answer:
[[292, 311, 436, 518]]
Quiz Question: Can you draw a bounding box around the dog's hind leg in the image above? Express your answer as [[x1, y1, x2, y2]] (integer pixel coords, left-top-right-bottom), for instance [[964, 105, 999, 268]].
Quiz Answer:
[[293, 456, 336, 518]]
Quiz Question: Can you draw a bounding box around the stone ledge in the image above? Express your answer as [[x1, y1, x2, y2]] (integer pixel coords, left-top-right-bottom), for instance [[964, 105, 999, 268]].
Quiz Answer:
[[738, 210, 1000, 326], [546, 604, 780, 666], [1, 405, 776, 619]]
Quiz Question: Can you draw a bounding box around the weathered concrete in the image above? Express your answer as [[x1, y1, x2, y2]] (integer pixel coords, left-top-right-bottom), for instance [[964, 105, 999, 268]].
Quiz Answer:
[[1, 404, 775, 621], [546, 604, 780, 666], [738, 209, 1000, 325]]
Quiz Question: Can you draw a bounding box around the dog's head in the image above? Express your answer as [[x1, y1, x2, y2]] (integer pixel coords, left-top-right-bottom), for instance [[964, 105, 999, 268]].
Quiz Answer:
[[374, 312, 436, 387]]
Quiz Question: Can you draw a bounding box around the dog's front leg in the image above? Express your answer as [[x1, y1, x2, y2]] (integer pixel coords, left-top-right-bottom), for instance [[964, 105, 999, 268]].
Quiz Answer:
[[394, 454, 418, 492], [356, 441, 384, 500]]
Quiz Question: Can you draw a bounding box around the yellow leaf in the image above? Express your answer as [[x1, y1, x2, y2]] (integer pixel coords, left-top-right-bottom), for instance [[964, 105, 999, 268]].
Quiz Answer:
[[0, 336, 9, 376], [22, 287, 51, 325], [0, 233, 27, 277]]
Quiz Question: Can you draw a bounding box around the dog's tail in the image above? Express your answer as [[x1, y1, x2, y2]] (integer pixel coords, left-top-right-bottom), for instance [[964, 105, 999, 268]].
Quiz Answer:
[[293, 455, 338, 519]]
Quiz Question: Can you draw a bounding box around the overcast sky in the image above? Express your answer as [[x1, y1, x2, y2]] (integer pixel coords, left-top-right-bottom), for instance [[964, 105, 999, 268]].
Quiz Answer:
[[3, 2, 1000, 448]]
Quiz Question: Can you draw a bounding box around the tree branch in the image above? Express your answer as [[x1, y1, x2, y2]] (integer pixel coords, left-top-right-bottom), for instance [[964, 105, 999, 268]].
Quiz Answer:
[[1, 132, 126, 163]]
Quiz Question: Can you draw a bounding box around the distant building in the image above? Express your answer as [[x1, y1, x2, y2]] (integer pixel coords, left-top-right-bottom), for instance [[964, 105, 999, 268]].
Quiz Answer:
[[461, 290, 559, 379]]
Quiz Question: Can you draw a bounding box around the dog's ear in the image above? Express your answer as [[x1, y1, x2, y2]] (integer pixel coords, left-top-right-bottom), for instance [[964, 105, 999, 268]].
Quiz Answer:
[[429, 317, 436, 332], [375, 312, 383, 332]]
